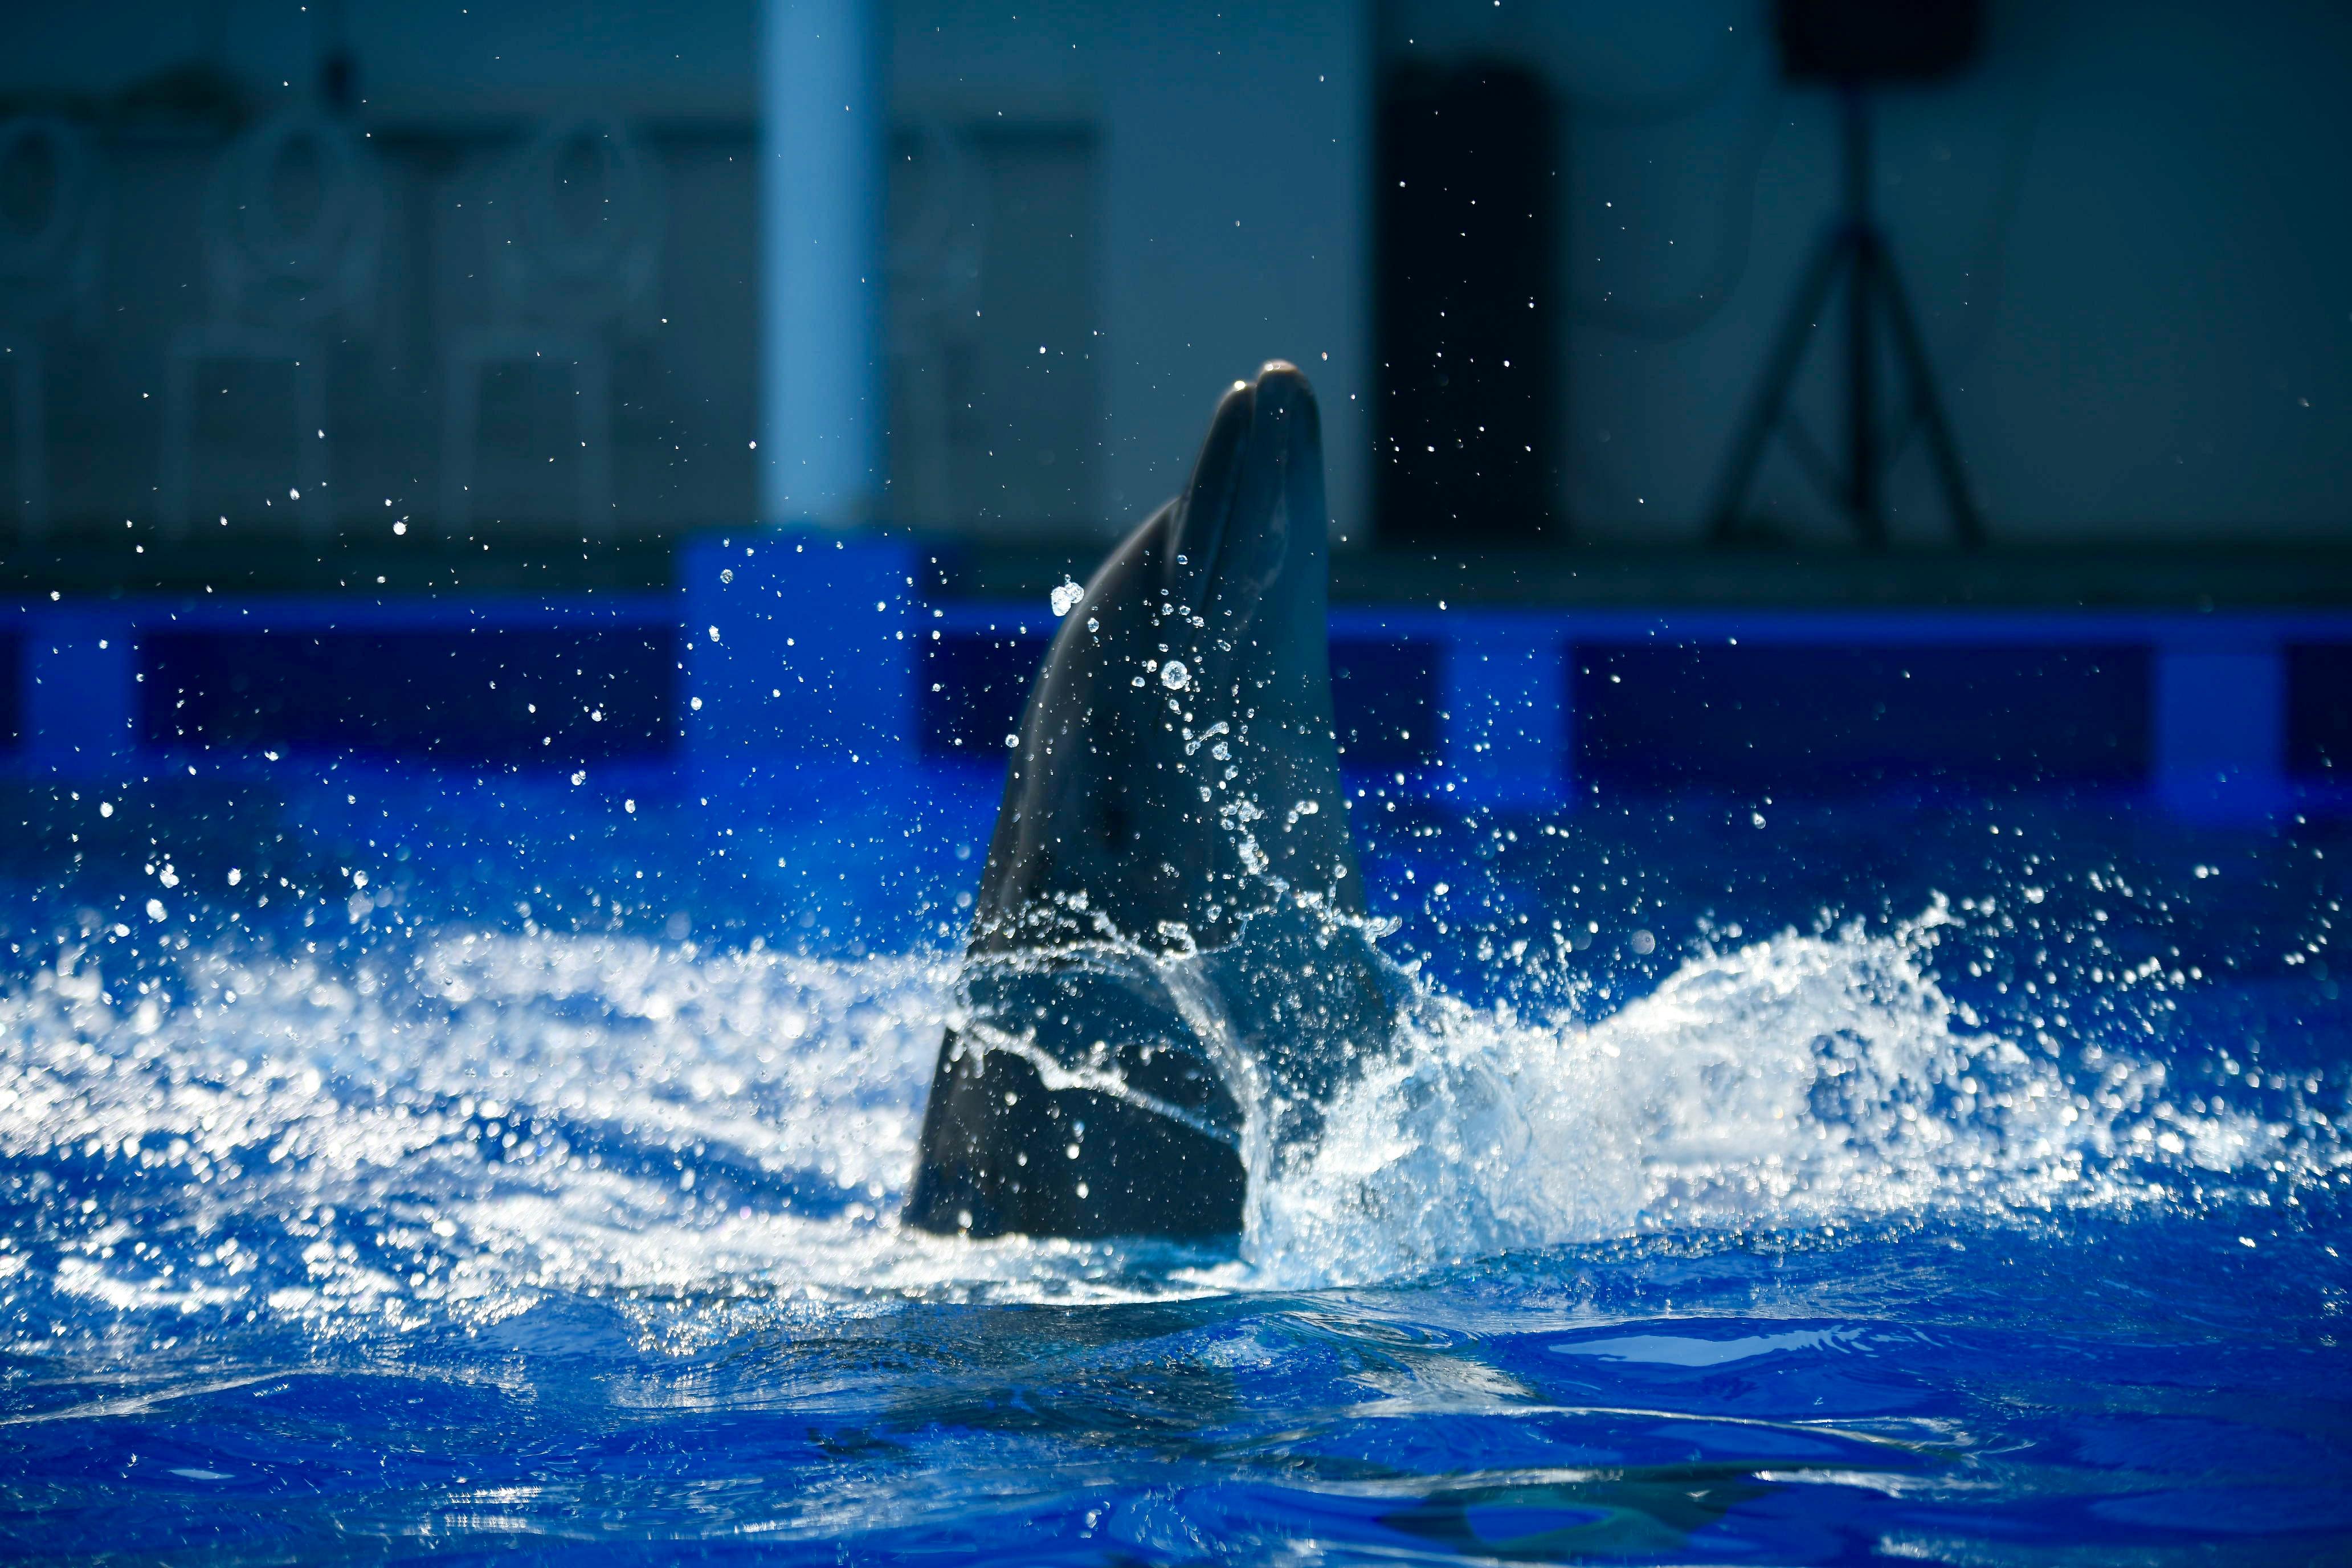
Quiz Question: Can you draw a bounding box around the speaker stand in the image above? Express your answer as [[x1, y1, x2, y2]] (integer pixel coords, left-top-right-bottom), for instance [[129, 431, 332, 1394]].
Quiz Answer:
[[1709, 87, 1984, 547]]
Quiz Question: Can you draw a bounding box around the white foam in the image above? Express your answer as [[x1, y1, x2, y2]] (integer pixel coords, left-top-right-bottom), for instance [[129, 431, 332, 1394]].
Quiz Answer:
[[1247, 917, 2226, 1286], [0, 913, 2333, 1329]]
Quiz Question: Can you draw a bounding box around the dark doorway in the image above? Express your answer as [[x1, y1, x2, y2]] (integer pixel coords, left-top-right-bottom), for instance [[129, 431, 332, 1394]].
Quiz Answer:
[[1375, 62, 1562, 546]]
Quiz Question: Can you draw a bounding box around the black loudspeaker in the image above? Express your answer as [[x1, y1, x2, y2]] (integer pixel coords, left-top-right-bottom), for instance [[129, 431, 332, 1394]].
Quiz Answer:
[[1778, 0, 1983, 84], [1375, 63, 1562, 546]]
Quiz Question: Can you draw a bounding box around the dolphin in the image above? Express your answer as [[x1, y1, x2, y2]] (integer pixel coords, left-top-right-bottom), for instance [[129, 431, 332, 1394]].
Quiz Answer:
[[905, 362, 1398, 1243]]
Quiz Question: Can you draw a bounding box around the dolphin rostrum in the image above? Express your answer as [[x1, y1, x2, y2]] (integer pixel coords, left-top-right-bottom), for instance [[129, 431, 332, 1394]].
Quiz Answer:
[[905, 362, 1398, 1243]]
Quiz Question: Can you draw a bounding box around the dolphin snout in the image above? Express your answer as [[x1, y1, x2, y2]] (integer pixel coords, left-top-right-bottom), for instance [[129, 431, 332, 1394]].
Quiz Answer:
[[1168, 362, 1327, 622]]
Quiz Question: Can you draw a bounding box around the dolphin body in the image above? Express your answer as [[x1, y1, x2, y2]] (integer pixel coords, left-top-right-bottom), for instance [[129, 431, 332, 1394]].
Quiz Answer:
[[905, 364, 1398, 1243]]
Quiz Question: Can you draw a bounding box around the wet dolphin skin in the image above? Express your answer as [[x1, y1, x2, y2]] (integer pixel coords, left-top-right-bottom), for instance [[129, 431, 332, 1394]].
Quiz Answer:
[[905, 363, 1396, 1242]]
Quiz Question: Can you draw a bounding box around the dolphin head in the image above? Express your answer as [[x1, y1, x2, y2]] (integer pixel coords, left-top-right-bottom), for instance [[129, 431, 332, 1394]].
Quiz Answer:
[[913, 364, 1393, 1243], [974, 363, 1362, 956], [1161, 362, 1329, 684]]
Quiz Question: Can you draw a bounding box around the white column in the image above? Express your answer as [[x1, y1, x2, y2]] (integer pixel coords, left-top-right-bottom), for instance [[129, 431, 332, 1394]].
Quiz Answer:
[[760, 0, 884, 527]]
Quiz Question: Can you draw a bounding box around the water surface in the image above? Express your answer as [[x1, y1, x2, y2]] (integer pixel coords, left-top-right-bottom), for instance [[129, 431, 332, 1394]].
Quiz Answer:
[[2, 769, 2346, 1562]]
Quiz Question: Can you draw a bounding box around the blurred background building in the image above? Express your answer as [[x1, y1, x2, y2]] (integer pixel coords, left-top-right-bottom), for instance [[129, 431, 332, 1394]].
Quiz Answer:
[[0, 0, 2347, 597]]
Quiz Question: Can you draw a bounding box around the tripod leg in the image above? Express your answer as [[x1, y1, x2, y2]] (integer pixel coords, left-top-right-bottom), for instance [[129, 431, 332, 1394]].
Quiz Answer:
[[1873, 245, 1987, 547], [12, 345, 43, 539], [1707, 232, 1850, 542], [1850, 236, 1884, 548]]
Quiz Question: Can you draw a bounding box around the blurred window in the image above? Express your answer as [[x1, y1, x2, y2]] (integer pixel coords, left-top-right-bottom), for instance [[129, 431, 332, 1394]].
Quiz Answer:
[[888, 121, 1100, 536]]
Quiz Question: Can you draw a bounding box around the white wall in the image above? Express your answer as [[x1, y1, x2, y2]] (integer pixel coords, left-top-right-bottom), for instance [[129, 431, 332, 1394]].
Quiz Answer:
[[892, 0, 1373, 541], [14, 0, 2343, 548], [1, 0, 758, 120]]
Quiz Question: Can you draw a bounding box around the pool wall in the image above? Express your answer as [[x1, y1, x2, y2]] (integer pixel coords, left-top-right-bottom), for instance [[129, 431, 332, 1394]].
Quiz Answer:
[[7, 536, 2349, 821]]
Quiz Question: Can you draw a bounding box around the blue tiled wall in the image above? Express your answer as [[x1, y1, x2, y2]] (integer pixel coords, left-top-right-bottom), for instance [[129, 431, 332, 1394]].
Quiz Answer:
[[1574, 644, 2151, 791], [2288, 644, 2352, 783], [140, 628, 678, 766]]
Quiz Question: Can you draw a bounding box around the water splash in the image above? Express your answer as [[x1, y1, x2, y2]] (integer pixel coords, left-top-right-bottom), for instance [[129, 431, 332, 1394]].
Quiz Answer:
[[1250, 912, 2306, 1287], [0, 909, 2338, 1342]]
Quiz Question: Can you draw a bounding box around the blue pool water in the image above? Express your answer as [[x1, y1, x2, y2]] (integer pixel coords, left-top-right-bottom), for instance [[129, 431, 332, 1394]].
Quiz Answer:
[[2, 764, 2347, 1562]]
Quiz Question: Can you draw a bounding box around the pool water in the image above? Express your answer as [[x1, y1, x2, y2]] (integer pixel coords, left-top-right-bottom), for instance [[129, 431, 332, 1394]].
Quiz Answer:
[[2, 765, 2347, 1562]]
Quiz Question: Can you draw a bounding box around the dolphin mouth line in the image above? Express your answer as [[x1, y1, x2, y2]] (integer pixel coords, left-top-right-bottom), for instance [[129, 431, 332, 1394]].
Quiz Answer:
[[959, 1023, 1244, 1150]]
